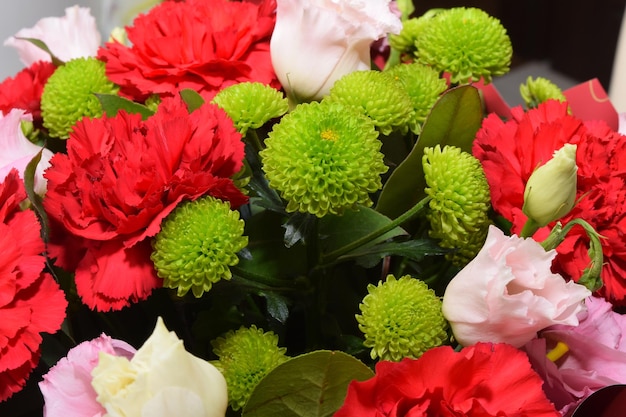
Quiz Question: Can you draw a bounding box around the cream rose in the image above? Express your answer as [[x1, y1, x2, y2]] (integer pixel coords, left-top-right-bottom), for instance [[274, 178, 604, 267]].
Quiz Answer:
[[270, 0, 402, 103], [91, 317, 228, 417], [442, 225, 591, 348]]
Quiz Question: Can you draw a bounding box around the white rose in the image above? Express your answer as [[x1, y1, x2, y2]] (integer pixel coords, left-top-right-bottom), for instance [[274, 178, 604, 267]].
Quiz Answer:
[[91, 317, 228, 417], [270, 0, 402, 103]]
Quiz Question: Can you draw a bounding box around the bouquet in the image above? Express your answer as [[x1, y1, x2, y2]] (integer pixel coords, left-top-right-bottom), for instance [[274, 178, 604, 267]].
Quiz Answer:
[[1, 1, 626, 416]]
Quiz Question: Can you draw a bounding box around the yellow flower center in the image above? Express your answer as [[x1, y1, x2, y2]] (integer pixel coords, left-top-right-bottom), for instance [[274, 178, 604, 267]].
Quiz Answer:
[[320, 129, 339, 141]]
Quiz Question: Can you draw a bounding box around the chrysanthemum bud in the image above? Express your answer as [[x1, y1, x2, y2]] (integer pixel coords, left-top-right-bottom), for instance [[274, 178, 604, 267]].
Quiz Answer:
[[416, 7, 512, 84], [325, 70, 414, 135], [41, 57, 119, 139], [523, 143, 578, 228], [423, 145, 492, 264], [520, 76, 568, 109], [357, 275, 449, 362], [212, 82, 289, 136], [151, 196, 248, 297], [260, 101, 388, 217], [384, 63, 448, 134], [212, 326, 288, 410]]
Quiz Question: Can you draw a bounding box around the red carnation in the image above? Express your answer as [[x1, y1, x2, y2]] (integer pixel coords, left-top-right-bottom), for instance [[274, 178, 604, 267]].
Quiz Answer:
[[0, 61, 56, 130], [335, 343, 559, 417], [44, 96, 247, 311], [97, 0, 279, 102], [473, 100, 626, 305], [0, 170, 67, 402]]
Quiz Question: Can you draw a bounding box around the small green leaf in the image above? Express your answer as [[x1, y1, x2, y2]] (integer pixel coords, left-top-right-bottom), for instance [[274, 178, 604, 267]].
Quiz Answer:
[[236, 210, 308, 283], [23, 150, 49, 241], [95, 94, 154, 119], [318, 205, 407, 255], [180, 88, 205, 112], [376, 85, 483, 219], [16, 37, 64, 67], [259, 291, 290, 324], [243, 350, 374, 417]]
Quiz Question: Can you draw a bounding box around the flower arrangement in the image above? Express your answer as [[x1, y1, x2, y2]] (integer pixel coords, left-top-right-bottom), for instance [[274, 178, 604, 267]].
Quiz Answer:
[[0, 1, 625, 417]]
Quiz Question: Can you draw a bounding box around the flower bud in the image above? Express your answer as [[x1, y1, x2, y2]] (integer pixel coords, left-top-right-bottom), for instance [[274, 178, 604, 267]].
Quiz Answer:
[[523, 143, 577, 227]]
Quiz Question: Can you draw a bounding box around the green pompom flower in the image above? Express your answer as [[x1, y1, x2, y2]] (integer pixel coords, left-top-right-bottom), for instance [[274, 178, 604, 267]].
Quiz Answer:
[[416, 7, 512, 84], [212, 326, 288, 410], [260, 101, 388, 217], [384, 63, 448, 134], [151, 196, 248, 297], [423, 145, 491, 265], [357, 275, 449, 361], [325, 70, 414, 135], [388, 9, 442, 58], [41, 57, 119, 139], [520, 76, 568, 109], [212, 82, 289, 135]]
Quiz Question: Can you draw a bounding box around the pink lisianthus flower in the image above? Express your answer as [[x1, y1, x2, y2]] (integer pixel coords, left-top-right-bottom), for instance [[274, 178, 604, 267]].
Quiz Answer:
[[524, 296, 626, 415], [39, 334, 136, 417], [270, 0, 402, 102], [0, 108, 53, 194], [4, 6, 101, 66], [442, 225, 591, 348]]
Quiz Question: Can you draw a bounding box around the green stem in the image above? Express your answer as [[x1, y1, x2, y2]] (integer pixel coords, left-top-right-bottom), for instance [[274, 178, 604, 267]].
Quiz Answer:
[[520, 217, 540, 238], [320, 196, 431, 264], [245, 129, 265, 153]]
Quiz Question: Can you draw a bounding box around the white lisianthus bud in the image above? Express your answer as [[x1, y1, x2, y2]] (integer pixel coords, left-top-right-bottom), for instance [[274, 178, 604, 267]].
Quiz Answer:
[[91, 317, 228, 417], [523, 143, 578, 227]]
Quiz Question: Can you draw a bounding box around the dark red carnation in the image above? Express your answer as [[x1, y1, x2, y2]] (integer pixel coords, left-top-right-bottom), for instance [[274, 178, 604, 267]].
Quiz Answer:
[[473, 100, 626, 305], [0, 61, 56, 131], [97, 0, 279, 102], [335, 343, 559, 417], [0, 170, 67, 402], [44, 96, 247, 311]]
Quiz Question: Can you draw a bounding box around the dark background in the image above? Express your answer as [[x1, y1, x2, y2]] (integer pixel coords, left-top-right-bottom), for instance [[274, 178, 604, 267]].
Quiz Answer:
[[414, 0, 626, 89]]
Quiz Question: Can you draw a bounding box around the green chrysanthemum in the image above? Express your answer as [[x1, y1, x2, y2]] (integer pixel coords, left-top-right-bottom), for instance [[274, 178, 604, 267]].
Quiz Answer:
[[151, 196, 248, 297], [212, 326, 288, 410], [384, 63, 448, 134], [520, 76, 568, 109], [260, 101, 388, 217], [357, 275, 449, 362], [388, 9, 443, 57], [41, 57, 119, 139], [423, 145, 491, 265], [416, 7, 512, 84], [325, 70, 414, 135], [212, 82, 289, 135]]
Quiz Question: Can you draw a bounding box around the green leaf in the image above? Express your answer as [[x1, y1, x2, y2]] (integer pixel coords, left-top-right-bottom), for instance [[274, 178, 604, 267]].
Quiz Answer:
[[243, 350, 374, 417], [180, 88, 205, 112], [16, 37, 64, 66], [376, 85, 483, 219], [96, 94, 154, 119], [318, 205, 407, 255], [345, 239, 447, 268]]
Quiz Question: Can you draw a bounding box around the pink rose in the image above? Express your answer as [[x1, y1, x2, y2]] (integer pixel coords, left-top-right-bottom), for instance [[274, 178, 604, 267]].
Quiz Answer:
[[270, 0, 402, 102], [4, 6, 101, 66], [0, 108, 53, 194], [524, 296, 626, 414], [442, 225, 591, 347], [39, 334, 136, 417]]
